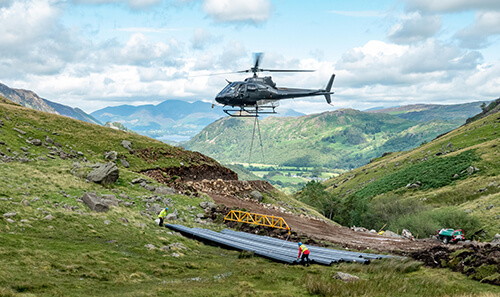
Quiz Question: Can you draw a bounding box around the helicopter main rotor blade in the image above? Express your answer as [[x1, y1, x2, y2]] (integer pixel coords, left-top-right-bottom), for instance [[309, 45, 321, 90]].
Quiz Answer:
[[254, 52, 263, 70], [260, 69, 315, 73]]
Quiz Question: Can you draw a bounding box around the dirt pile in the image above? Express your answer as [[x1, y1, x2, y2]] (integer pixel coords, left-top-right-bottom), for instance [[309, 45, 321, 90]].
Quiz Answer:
[[410, 243, 500, 285]]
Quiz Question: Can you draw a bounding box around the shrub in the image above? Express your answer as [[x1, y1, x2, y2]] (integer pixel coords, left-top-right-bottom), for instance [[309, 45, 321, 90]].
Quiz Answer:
[[353, 150, 479, 200]]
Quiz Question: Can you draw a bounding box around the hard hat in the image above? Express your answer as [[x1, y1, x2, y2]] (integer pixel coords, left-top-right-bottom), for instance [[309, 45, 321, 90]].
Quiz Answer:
[[298, 242, 302, 246], [165, 207, 169, 210]]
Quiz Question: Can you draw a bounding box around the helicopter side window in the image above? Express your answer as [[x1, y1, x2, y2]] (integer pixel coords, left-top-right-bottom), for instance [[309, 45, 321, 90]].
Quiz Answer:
[[247, 84, 257, 91]]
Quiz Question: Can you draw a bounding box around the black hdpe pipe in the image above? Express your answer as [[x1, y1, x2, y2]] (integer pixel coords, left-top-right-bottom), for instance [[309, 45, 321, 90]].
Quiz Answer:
[[191, 228, 340, 265], [166, 224, 387, 265], [167, 224, 299, 264], [221, 229, 375, 263]]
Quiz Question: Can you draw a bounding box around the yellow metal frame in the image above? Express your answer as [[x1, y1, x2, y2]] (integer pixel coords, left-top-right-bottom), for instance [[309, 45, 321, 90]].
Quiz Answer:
[[224, 210, 291, 234]]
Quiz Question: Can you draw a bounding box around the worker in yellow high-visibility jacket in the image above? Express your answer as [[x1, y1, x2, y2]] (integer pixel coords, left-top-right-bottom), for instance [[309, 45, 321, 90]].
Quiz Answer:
[[297, 242, 310, 266], [158, 207, 168, 227]]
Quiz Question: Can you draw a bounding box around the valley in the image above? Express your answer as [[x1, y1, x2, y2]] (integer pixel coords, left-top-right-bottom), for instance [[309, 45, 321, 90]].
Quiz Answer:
[[1, 97, 500, 296]]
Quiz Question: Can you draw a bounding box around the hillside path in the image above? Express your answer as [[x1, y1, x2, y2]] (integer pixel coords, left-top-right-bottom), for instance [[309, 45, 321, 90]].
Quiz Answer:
[[208, 194, 440, 255]]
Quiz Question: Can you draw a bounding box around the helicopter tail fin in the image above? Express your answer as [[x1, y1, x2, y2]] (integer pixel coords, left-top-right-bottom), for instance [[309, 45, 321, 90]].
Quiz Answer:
[[324, 74, 335, 104]]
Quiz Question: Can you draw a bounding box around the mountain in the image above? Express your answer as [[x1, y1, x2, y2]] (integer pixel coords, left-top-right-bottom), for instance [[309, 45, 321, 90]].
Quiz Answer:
[[0, 82, 101, 125], [1, 96, 499, 293], [306, 99, 500, 243], [368, 101, 487, 123], [91, 100, 226, 142], [184, 108, 462, 170], [90, 100, 304, 143]]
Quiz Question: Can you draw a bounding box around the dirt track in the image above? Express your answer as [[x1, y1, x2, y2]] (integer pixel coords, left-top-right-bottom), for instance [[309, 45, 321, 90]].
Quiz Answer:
[[208, 193, 441, 255]]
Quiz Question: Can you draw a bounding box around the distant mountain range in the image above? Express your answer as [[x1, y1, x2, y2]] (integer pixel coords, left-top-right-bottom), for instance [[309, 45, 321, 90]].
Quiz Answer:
[[184, 101, 488, 170], [0, 82, 101, 125], [90, 102, 304, 142]]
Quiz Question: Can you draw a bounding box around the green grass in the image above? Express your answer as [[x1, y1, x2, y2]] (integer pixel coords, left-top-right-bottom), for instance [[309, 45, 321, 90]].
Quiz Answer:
[[1, 98, 500, 296]]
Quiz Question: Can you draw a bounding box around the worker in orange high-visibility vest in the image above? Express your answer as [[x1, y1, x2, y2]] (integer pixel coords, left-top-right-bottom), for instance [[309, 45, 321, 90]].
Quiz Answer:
[[297, 242, 310, 266]]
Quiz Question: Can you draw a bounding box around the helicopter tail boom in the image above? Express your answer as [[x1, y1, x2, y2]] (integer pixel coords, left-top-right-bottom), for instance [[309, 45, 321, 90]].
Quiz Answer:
[[324, 74, 335, 104]]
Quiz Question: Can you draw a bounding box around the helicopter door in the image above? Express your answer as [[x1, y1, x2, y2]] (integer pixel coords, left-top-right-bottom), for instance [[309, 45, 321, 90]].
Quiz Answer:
[[246, 84, 257, 98]]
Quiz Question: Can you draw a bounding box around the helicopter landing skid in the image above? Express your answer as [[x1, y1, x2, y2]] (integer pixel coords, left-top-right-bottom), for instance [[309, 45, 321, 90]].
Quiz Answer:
[[223, 105, 277, 117]]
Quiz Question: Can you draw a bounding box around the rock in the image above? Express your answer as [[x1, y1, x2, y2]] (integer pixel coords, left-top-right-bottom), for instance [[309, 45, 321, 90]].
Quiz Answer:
[[30, 139, 42, 146], [87, 162, 119, 184], [121, 140, 133, 152], [143, 184, 156, 191], [155, 186, 175, 195], [131, 177, 148, 184], [250, 190, 263, 202], [488, 204, 494, 210], [3, 212, 17, 218], [81, 192, 109, 212], [333, 272, 359, 282], [171, 253, 180, 258], [104, 220, 110, 225], [196, 213, 205, 218], [101, 194, 119, 207], [382, 230, 401, 238], [13, 127, 26, 135], [166, 213, 178, 220], [104, 151, 117, 161], [45, 136, 54, 144], [144, 244, 156, 250], [43, 215, 54, 221], [6, 218, 15, 224], [467, 166, 479, 175], [120, 158, 130, 168], [169, 242, 187, 250]]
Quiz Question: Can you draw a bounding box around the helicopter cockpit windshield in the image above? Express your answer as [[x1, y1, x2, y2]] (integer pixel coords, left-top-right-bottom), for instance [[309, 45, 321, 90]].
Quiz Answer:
[[218, 82, 243, 96]]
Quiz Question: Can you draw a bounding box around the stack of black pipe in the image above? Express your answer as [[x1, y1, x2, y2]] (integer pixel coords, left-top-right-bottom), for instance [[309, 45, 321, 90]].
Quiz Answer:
[[166, 224, 392, 265]]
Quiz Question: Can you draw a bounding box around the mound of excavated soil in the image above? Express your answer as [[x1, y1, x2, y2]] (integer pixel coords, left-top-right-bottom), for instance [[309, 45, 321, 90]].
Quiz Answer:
[[410, 243, 500, 285]]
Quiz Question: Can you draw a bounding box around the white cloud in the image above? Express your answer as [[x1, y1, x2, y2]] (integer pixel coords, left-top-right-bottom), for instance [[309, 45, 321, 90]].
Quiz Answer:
[[455, 11, 500, 48], [387, 12, 441, 44], [191, 28, 213, 49], [0, 0, 61, 50], [74, 0, 161, 10], [218, 40, 247, 69], [404, 0, 500, 13], [202, 0, 272, 24], [118, 33, 180, 66]]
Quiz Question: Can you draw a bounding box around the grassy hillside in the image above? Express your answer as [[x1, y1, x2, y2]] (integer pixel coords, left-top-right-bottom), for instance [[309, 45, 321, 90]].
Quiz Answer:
[[310, 101, 500, 241], [185, 109, 461, 171], [369, 101, 486, 122], [1, 97, 499, 296]]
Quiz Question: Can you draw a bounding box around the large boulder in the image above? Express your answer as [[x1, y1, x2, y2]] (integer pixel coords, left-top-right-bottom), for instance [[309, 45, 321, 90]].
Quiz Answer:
[[121, 140, 133, 153], [82, 192, 109, 212], [250, 190, 263, 202], [101, 194, 119, 207], [104, 151, 117, 161], [87, 162, 119, 184]]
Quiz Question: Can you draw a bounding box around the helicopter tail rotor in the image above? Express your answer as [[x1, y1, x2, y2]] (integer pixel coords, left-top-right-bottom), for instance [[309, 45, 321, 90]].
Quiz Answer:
[[324, 74, 335, 104]]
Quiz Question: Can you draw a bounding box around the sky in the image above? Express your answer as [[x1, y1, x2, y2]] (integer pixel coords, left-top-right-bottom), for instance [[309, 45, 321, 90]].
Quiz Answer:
[[1, 0, 500, 114]]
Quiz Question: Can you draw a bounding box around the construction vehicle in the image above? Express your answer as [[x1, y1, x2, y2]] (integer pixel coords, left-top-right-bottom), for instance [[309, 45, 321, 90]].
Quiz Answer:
[[436, 228, 465, 244]]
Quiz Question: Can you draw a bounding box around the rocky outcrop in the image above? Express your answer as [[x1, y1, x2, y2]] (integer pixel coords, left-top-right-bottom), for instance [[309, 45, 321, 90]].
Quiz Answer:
[[87, 162, 119, 184], [82, 192, 110, 212]]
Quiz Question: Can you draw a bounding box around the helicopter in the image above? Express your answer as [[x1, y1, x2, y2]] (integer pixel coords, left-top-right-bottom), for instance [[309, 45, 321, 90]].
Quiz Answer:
[[212, 53, 335, 117]]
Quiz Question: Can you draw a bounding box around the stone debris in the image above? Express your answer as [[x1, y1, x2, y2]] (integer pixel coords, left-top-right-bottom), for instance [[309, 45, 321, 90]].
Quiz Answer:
[[333, 272, 359, 282]]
